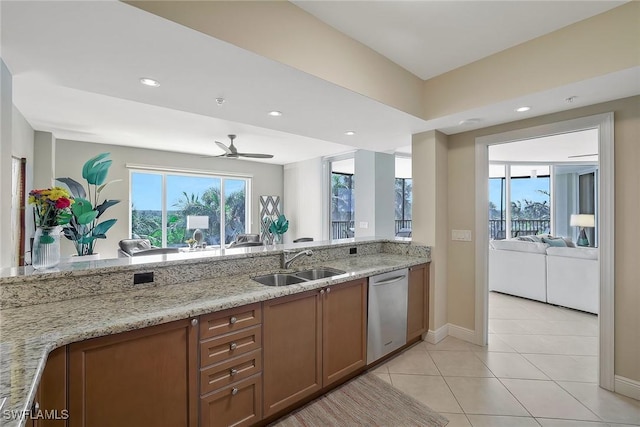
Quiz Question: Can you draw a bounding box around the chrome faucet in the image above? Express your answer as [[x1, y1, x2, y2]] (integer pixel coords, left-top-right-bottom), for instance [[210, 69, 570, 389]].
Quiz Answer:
[[282, 249, 313, 269]]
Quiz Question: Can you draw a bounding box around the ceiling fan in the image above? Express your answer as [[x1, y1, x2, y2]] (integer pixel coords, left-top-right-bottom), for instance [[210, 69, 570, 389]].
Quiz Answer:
[[213, 134, 274, 159]]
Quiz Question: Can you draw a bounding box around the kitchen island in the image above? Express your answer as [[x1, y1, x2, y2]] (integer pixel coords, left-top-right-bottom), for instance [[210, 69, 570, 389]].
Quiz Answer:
[[0, 238, 430, 427]]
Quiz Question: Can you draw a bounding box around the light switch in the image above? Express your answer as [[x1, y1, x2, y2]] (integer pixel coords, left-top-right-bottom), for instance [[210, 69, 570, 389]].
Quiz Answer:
[[452, 230, 472, 241], [359, 221, 369, 229]]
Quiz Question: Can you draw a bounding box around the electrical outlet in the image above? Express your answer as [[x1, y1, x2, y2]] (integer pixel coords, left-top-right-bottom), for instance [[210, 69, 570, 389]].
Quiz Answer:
[[359, 221, 368, 229], [133, 272, 154, 285], [349, 247, 357, 255]]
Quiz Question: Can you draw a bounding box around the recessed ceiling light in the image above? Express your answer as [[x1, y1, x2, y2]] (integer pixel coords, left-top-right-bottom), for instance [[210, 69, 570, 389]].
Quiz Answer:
[[515, 106, 531, 113], [345, 131, 356, 136], [268, 111, 283, 117], [458, 118, 482, 126], [139, 77, 160, 87]]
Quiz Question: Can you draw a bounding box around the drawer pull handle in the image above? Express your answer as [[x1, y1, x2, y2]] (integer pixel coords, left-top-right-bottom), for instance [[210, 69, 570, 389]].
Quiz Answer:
[[191, 318, 198, 327], [326, 287, 331, 294], [229, 316, 237, 325], [230, 368, 238, 376], [231, 387, 239, 396], [230, 342, 237, 351], [319, 289, 325, 294]]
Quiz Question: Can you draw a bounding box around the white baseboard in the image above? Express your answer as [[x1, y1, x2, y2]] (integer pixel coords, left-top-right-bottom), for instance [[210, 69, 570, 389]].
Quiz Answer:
[[425, 324, 448, 344], [615, 375, 640, 401], [448, 323, 476, 344]]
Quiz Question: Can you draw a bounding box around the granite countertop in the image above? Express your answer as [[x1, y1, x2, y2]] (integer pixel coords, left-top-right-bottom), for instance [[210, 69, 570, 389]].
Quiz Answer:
[[0, 250, 428, 427]]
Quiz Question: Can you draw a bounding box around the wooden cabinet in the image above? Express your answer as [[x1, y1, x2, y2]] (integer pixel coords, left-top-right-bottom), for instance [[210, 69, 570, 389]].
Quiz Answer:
[[322, 279, 368, 387], [32, 346, 68, 427], [199, 303, 263, 427], [67, 319, 198, 427], [262, 279, 367, 418], [407, 263, 430, 341]]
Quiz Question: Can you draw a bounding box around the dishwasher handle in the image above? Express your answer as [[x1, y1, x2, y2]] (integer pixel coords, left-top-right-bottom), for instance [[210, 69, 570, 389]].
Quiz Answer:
[[371, 275, 407, 286]]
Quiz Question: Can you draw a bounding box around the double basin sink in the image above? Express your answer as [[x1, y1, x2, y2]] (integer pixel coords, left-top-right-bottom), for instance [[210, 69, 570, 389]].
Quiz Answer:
[[252, 267, 346, 286]]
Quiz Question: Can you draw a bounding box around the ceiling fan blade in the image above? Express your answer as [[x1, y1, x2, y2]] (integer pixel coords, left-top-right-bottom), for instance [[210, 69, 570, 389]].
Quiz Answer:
[[237, 152, 274, 159], [215, 140, 232, 154]]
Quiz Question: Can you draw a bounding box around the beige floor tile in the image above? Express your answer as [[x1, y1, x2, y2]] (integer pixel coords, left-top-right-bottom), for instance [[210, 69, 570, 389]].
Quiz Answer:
[[473, 334, 517, 353], [390, 373, 463, 413], [444, 377, 529, 416], [372, 372, 392, 384], [441, 413, 472, 427], [500, 379, 600, 421], [467, 414, 541, 426], [424, 336, 474, 351], [536, 419, 609, 426], [489, 307, 542, 320], [475, 352, 548, 380], [523, 354, 598, 383], [496, 334, 598, 356], [386, 345, 440, 375], [369, 362, 389, 374], [430, 351, 494, 377], [489, 319, 534, 334], [557, 381, 640, 425]]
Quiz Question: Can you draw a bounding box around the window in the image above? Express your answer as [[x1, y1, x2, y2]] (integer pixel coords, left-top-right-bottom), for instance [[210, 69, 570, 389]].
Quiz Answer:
[[395, 178, 412, 233], [130, 171, 250, 247], [330, 172, 355, 239]]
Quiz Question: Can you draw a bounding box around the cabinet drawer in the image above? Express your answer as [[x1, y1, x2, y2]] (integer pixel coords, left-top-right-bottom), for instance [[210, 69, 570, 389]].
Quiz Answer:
[[200, 349, 262, 395], [200, 325, 262, 367], [200, 374, 262, 427], [200, 303, 261, 340]]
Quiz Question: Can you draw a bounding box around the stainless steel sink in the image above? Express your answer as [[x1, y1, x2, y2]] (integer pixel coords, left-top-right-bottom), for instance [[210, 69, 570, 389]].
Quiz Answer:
[[252, 273, 307, 286], [293, 268, 346, 281]]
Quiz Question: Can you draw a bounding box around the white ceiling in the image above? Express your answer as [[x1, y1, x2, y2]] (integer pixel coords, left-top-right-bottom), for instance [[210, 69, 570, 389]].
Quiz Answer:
[[1, 1, 637, 166], [293, 1, 627, 80]]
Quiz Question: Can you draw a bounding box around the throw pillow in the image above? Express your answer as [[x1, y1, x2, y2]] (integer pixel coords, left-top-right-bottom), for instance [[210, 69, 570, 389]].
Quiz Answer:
[[542, 237, 567, 247], [562, 237, 576, 248]]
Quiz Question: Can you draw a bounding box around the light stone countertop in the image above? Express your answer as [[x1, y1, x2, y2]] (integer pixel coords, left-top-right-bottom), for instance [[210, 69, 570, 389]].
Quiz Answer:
[[0, 249, 428, 427]]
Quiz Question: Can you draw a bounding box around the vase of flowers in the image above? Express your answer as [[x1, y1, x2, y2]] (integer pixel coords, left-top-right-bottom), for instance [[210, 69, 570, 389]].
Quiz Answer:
[[28, 187, 74, 269], [57, 153, 120, 257]]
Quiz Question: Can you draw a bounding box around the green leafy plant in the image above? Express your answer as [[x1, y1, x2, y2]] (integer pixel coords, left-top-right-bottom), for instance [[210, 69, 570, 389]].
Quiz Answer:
[[56, 153, 120, 256], [268, 214, 289, 235]]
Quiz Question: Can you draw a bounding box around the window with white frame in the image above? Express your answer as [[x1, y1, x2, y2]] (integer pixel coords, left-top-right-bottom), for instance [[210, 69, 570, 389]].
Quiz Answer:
[[130, 170, 250, 247]]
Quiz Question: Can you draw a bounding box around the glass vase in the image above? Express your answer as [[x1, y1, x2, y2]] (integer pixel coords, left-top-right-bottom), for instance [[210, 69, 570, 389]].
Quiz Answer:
[[32, 226, 61, 270]]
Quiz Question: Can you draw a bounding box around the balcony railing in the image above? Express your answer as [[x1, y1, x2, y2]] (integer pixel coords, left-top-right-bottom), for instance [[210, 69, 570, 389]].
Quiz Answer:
[[330, 220, 413, 239], [489, 219, 550, 240]]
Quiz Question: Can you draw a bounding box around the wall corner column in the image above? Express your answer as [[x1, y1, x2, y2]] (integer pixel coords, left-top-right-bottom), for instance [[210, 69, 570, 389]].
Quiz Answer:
[[412, 130, 449, 339]]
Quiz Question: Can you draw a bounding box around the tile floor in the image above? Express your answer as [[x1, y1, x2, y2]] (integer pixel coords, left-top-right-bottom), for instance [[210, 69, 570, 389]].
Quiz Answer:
[[371, 292, 640, 426]]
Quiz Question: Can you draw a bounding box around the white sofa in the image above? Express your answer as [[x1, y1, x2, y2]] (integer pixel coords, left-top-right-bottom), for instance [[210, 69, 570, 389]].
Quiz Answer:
[[489, 239, 598, 314]]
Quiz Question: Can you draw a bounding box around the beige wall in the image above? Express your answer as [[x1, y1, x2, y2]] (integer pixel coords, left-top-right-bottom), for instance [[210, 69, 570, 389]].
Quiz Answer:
[[424, 2, 640, 119], [412, 130, 449, 331], [126, 0, 424, 118], [53, 140, 284, 259], [446, 95, 640, 382]]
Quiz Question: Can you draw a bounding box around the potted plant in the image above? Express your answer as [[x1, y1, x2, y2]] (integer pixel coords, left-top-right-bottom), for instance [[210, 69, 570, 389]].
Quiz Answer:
[[56, 153, 120, 257], [268, 214, 289, 244]]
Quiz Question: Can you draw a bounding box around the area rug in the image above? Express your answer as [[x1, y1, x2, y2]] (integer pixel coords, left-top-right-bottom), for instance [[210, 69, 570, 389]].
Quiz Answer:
[[270, 373, 449, 427]]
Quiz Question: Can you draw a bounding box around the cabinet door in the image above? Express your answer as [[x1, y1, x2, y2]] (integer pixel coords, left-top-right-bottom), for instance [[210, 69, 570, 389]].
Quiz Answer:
[[68, 319, 198, 427], [322, 279, 367, 387], [407, 263, 430, 341], [262, 289, 322, 418], [33, 346, 68, 427]]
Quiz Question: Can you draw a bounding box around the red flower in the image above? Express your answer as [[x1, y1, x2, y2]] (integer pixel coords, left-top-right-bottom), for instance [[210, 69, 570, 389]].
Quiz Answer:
[[55, 197, 71, 209]]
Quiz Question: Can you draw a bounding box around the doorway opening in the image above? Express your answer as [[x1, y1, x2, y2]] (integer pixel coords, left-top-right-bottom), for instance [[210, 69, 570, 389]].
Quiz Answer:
[[475, 113, 614, 390]]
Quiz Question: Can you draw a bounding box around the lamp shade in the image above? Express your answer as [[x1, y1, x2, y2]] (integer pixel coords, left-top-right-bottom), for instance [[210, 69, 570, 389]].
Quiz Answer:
[[186, 215, 209, 229], [570, 214, 595, 228]]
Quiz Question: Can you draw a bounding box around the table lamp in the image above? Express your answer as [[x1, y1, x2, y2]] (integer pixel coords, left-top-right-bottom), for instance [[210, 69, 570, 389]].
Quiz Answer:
[[570, 214, 595, 247], [186, 215, 209, 247]]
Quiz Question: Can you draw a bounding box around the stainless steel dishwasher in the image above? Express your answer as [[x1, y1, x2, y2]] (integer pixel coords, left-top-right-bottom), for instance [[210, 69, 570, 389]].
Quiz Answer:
[[367, 268, 408, 364]]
